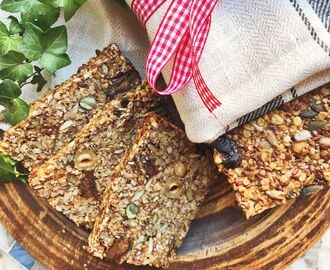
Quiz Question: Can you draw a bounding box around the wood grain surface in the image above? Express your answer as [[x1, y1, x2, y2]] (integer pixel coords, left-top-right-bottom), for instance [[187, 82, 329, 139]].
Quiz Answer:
[[0, 176, 329, 270]]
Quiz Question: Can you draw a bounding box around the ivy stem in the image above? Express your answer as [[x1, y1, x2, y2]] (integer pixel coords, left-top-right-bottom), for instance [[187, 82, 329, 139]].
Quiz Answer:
[[19, 68, 45, 88]]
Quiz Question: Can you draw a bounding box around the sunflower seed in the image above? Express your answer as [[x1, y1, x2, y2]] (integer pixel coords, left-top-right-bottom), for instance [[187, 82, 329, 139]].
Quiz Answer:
[[319, 137, 330, 147], [266, 190, 285, 200], [264, 130, 279, 147], [148, 238, 153, 254], [59, 120, 74, 131], [186, 188, 194, 202], [131, 190, 144, 201], [152, 213, 158, 224]]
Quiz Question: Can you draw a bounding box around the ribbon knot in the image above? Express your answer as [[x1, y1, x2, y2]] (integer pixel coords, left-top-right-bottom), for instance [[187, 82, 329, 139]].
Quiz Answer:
[[132, 0, 221, 112]]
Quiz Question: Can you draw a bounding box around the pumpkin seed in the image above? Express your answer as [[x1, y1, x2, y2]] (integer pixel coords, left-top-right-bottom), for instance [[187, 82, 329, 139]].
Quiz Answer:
[[301, 185, 323, 196], [310, 98, 324, 112], [308, 120, 327, 131], [66, 154, 73, 162], [126, 203, 138, 219], [300, 110, 318, 118], [79, 96, 97, 110]]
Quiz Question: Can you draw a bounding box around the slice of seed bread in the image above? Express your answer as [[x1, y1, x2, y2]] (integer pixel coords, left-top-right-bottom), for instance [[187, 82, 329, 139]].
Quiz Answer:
[[1, 44, 140, 171], [213, 86, 330, 218], [28, 81, 160, 229], [88, 114, 214, 268]]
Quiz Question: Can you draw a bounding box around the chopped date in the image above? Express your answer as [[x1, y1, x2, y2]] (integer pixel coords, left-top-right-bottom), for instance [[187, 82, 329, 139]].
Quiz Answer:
[[106, 238, 132, 262], [212, 135, 242, 169], [105, 68, 141, 98], [78, 171, 99, 199]]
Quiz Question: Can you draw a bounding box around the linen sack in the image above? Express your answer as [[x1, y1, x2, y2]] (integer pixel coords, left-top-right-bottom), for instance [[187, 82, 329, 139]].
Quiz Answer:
[[126, 0, 330, 143]]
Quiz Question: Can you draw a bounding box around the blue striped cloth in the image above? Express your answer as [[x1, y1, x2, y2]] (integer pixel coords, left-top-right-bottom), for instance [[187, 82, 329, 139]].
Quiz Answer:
[[9, 243, 36, 270]]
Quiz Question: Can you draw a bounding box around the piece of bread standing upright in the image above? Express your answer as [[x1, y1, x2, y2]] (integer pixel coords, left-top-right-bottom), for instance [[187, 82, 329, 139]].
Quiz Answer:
[[88, 114, 215, 268], [1, 44, 140, 171], [28, 81, 161, 229]]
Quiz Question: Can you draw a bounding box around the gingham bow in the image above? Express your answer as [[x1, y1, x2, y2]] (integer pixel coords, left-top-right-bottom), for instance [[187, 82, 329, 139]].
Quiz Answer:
[[132, 0, 221, 112]]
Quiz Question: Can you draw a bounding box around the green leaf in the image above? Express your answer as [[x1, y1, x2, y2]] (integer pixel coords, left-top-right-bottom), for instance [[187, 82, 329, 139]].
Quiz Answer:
[[20, 23, 43, 60], [34, 65, 43, 73], [0, 0, 31, 11], [21, 23, 70, 73], [40, 52, 70, 74], [0, 51, 33, 83], [0, 79, 21, 100], [2, 155, 17, 166], [0, 79, 29, 125], [47, 0, 87, 21], [0, 0, 60, 31], [3, 98, 29, 125], [0, 152, 27, 184], [0, 21, 23, 55], [31, 73, 47, 92], [8, 16, 23, 35], [43, 26, 68, 55]]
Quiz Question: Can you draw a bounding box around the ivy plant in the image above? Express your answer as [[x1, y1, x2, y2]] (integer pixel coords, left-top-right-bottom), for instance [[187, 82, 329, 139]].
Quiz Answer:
[[0, 0, 87, 183], [0, 0, 129, 183], [0, 0, 87, 123]]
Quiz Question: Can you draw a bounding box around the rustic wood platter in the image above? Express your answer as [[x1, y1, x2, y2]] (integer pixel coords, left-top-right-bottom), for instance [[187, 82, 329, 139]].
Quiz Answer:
[[0, 175, 329, 270]]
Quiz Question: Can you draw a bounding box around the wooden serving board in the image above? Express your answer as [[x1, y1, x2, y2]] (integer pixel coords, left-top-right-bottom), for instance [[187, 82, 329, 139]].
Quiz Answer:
[[0, 176, 329, 270]]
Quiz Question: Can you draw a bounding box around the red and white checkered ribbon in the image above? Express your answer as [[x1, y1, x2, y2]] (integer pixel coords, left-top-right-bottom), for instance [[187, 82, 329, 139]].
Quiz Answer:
[[132, 0, 221, 112]]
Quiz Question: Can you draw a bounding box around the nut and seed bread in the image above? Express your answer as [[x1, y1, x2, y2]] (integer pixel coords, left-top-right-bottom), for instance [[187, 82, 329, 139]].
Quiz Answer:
[[29, 81, 160, 228], [214, 87, 330, 218], [88, 114, 214, 268], [1, 44, 140, 171]]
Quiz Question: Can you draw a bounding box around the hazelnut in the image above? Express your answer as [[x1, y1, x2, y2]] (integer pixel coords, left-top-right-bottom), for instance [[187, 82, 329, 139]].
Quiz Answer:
[[271, 114, 284, 125], [74, 149, 97, 170], [164, 179, 182, 199], [173, 161, 187, 177], [293, 142, 309, 155]]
